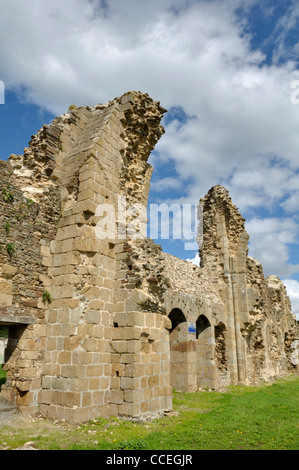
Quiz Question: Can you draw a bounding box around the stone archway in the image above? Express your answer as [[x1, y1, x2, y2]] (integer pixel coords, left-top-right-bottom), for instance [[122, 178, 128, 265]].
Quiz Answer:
[[196, 314, 210, 338], [168, 308, 197, 392], [196, 314, 215, 389], [168, 309, 186, 392]]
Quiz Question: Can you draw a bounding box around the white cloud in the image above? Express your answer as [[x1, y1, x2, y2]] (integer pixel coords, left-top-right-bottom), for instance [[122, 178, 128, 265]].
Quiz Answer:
[[0, 0, 299, 278], [281, 191, 299, 213], [151, 177, 182, 192], [245, 217, 299, 278], [283, 279, 299, 320], [267, 2, 299, 65], [186, 252, 200, 266]]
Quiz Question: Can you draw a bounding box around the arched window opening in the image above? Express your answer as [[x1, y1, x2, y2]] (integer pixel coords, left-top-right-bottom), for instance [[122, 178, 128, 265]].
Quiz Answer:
[[196, 314, 214, 389], [168, 308, 193, 392], [196, 315, 210, 339], [169, 308, 186, 333]]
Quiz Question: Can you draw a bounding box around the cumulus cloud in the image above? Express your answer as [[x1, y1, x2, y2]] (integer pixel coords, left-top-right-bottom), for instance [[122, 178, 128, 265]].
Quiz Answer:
[[0, 0, 298, 276], [150, 177, 182, 193], [281, 191, 299, 213], [245, 217, 299, 278]]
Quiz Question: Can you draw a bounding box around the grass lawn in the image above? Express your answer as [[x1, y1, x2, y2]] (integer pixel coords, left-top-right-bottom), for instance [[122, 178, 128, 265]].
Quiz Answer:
[[0, 374, 298, 450]]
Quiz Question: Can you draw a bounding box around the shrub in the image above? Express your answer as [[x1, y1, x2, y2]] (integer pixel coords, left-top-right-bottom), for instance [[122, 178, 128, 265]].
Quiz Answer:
[[2, 187, 14, 202], [42, 290, 52, 303], [6, 242, 15, 255]]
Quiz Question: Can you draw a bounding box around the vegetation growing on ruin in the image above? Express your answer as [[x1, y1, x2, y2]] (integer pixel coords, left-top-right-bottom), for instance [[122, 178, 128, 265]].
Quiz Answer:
[[6, 242, 15, 255], [25, 198, 34, 211], [42, 290, 52, 303], [0, 374, 298, 450], [2, 187, 14, 203]]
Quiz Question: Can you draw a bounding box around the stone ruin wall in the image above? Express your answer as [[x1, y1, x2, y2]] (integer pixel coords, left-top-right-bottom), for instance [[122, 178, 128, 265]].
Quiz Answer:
[[199, 186, 299, 384], [0, 91, 298, 424], [0, 92, 173, 422], [0, 159, 60, 410]]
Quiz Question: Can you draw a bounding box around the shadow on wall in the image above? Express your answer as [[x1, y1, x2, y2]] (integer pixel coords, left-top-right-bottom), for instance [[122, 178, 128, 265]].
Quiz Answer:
[[0, 326, 8, 388], [167, 309, 229, 391], [0, 324, 26, 390]]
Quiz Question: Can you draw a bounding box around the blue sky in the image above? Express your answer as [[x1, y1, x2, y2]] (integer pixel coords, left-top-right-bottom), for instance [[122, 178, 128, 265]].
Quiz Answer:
[[0, 0, 299, 316]]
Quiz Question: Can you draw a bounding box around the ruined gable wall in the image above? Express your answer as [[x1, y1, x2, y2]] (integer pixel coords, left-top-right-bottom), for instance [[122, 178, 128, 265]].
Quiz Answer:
[[199, 186, 249, 384], [200, 185, 299, 385], [1, 91, 171, 422], [35, 92, 173, 423], [109, 94, 173, 421]]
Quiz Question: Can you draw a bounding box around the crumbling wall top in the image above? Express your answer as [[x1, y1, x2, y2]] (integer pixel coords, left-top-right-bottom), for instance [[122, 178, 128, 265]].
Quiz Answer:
[[7, 91, 167, 210], [199, 185, 248, 268], [163, 252, 223, 304]]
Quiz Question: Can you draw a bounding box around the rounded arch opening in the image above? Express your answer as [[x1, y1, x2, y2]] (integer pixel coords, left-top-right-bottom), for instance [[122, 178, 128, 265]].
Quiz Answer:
[[168, 308, 191, 392], [196, 314, 211, 339], [169, 308, 186, 333], [196, 314, 214, 389]]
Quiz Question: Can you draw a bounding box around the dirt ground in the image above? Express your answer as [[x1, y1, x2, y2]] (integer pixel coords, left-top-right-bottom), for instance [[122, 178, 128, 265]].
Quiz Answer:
[[0, 398, 74, 450]]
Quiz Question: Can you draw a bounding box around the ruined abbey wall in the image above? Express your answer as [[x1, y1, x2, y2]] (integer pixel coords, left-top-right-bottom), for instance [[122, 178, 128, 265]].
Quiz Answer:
[[0, 91, 298, 423]]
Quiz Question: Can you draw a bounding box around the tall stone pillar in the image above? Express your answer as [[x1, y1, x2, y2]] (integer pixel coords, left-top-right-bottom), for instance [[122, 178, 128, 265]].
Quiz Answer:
[[38, 92, 169, 423], [199, 186, 250, 385]]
